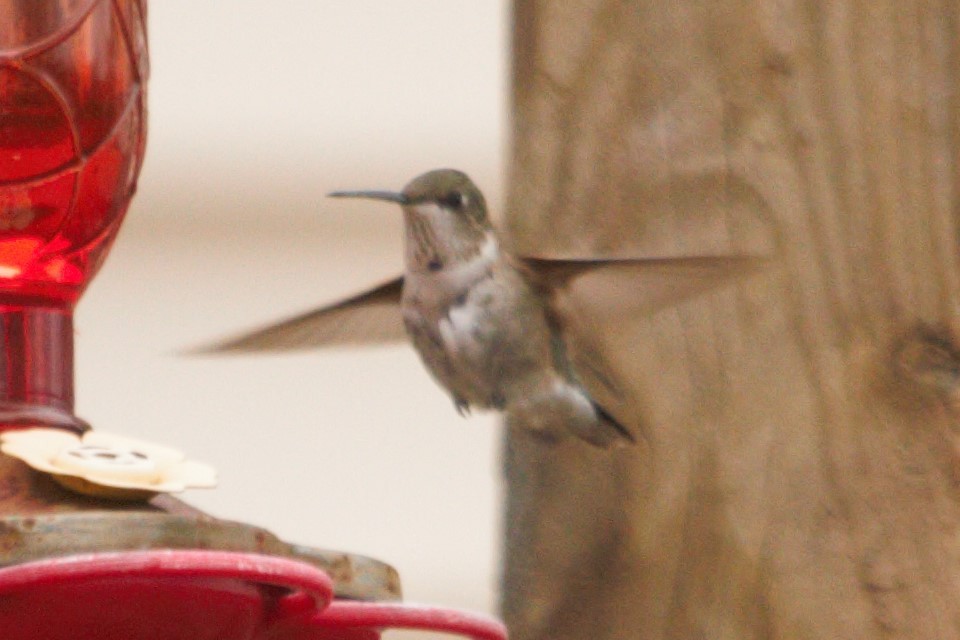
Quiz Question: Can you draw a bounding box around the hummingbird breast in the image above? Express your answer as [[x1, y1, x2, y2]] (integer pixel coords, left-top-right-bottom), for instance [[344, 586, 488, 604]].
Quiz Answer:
[[400, 243, 554, 410]]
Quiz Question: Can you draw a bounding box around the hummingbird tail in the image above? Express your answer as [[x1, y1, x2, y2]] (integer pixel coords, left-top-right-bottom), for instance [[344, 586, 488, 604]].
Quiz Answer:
[[504, 384, 636, 448], [592, 403, 636, 447]]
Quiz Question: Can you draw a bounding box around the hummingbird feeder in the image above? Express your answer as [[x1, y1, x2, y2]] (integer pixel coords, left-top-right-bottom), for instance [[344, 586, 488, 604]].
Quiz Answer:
[[0, 2, 506, 638]]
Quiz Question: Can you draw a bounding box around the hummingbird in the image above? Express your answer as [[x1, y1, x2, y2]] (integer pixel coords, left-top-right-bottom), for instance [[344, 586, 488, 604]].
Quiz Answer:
[[200, 169, 764, 447]]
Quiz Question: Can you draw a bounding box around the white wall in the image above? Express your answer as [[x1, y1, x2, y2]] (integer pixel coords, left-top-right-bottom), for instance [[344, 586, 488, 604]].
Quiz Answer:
[[75, 0, 509, 619]]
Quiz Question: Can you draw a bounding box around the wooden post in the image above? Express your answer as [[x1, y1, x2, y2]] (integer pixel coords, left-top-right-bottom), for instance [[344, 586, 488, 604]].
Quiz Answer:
[[502, 2, 960, 639]]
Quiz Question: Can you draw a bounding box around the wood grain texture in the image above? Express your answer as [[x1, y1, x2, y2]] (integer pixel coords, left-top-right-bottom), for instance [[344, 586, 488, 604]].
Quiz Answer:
[[502, 1, 960, 639]]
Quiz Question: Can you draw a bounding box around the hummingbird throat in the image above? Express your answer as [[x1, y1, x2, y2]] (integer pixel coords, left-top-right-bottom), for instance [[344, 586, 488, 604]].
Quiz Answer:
[[403, 203, 495, 273]]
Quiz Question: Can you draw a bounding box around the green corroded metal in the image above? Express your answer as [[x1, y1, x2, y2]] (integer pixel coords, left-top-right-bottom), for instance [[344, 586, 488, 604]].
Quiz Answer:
[[0, 454, 401, 601]]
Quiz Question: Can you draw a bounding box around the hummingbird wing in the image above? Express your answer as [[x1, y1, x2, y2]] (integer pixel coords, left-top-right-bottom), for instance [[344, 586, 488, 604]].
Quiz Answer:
[[518, 254, 768, 307], [193, 276, 406, 353], [523, 253, 769, 404]]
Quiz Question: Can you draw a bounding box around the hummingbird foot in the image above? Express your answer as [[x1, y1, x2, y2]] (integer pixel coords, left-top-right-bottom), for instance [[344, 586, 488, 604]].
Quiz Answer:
[[454, 397, 471, 417]]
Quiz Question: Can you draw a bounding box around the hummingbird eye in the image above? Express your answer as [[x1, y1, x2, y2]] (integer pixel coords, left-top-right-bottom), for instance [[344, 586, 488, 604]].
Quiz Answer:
[[440, 191, 467, 209]]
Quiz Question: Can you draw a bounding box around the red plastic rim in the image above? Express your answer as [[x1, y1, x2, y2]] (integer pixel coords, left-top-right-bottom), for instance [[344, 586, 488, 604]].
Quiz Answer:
[[0, 549, 334, 611], [310, 601, 508, 640], [0, 550, 509, 639]]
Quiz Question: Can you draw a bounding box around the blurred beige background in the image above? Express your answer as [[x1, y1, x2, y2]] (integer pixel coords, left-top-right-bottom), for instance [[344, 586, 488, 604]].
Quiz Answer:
[[75, 0, 508, 619]]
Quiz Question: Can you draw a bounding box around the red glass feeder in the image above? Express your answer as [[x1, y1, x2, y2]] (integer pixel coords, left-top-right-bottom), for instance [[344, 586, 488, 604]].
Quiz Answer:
[[0, 0, 147, 431], [0, 3, 507, 639]]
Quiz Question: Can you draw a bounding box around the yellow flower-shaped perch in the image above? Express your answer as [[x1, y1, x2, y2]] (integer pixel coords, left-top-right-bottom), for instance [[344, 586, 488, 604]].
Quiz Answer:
[[0, 429, 217, 501]]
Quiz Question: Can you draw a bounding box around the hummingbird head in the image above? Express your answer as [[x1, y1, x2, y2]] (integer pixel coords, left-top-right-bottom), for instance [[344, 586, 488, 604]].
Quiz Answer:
[[331, 169, 495, 273]]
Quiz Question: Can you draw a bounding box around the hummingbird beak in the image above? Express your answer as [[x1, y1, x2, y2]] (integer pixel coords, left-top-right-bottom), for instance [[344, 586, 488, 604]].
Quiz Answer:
[[328, 190, 409, 204]]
